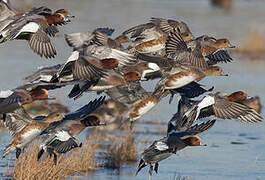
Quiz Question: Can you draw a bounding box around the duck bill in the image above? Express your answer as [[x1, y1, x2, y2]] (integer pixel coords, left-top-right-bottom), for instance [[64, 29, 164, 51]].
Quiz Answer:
[[64, 15, 75, 23], [221, 73, 229, 76], [228, 43, 236, 48]]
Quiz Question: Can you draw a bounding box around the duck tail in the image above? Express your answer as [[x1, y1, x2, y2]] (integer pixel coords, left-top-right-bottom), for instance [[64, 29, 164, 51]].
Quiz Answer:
[[2, 144, 16, 158], [135, 159, 147, 176], [37, 148, 45, 161], [81, 115, 102, 127]]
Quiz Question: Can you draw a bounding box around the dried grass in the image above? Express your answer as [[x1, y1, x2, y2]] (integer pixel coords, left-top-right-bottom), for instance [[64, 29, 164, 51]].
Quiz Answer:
[[11, 136, 99, 180], [236, 32, 265, 58], [0, 121, 4, 127], [105, 129, 138, 169]]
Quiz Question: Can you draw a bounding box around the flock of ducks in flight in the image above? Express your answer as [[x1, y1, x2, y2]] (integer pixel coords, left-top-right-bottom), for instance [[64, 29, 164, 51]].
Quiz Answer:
[[0, 0, 263, 178]]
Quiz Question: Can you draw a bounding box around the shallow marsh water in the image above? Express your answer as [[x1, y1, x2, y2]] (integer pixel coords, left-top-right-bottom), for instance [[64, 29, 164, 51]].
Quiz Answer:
[[0, 0, 265, 179]]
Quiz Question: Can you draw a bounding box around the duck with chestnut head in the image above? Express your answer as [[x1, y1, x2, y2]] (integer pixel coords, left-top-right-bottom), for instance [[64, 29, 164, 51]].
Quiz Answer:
[[0, 7, 73, 58], [2, 108, 64, 159], [181, 91, 263, 124], [136, 120, 216, 176], [165, 29, 235, 69], [123, 17, 193, 55]]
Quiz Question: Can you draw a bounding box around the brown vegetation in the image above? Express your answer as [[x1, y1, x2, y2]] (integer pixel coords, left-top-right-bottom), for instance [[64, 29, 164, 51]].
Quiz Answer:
[[11, 136, 98, 180], [105, 129, 138, 169]]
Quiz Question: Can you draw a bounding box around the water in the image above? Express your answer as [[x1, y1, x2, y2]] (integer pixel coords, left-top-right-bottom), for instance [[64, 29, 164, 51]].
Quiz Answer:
[[0, 0, 265, 179]]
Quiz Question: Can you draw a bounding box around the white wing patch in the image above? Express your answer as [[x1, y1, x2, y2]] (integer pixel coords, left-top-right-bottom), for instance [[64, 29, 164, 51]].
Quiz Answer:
[[155, 141, 169, 151], [67, 51, 79, 63], [39, 75, 53, 82], [14, 22, 40, 38], [198, 95, 215, 110], [141, 63, 160, 80], [56, 130, 71, 141], [0, 90, 13, 98]]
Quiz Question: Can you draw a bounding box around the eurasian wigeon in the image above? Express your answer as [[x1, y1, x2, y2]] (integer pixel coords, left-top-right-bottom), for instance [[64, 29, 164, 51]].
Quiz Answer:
[[2, 108, 64, 158], [137, 51, 227, 93], [0, 79, 77, 114], [116, 61, 160, 80], [105, 82, 164, 126], [23, 100, 69, 118], [136, 120, 215, 176], [68, 68, 142, 99], [37, 96, 106, 164], [0, 7, 74, 58], [93, 30, 129, 50], [182, 91, 263, 123], [166, 29, 235, 69], [0, 0, 17, 31], [24, 64, 62, 83], [57, 35, 138, 83], [0, 0, 16, 18], [119, 86, 168, 125], [153, 64, 226, 93], [0, 87, 51, 114], [124, 17, 193, 55], [64, 27, 115, 51]]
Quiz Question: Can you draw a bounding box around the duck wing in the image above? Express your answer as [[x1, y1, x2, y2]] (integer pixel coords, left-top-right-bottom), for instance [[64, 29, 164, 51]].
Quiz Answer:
[[213, 96, 263, 123]]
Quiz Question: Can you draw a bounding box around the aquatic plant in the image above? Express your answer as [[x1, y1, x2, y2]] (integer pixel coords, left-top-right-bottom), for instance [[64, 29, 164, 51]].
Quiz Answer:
[[11, 136, 98, 180], [105, 128, 138, 169]]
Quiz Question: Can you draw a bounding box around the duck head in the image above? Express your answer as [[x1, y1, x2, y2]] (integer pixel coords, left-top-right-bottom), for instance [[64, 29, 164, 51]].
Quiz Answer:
[[182, 136, 205, 146], [213, 38, 235, 49], [46, 9, 74, 26], [203, 66, 228, 77], [30, 89, 54, 101]]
